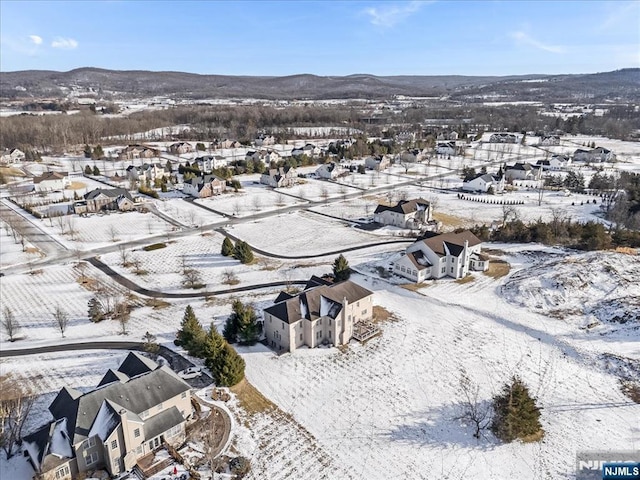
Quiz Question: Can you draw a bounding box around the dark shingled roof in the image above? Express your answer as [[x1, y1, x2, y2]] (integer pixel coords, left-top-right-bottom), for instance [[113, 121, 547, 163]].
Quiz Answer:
[[97, 369, 130, 387], [143, 406, 184, 440], [265, 279, 373, 325], [49, 363, 190, 444], [374, 198, 430, 215], [117, 352, 158, 378], [406, 250, 431, 270], [84, 188, 133, 201], [419, 231, 482, 258]]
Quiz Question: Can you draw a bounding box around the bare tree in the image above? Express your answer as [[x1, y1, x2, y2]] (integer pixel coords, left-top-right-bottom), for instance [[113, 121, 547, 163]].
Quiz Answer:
[[108, 224, 118, 242], [320, 186, 329, 200], [52, 304, 69, 338], [276, 193, 285, 206], [501, 204, 518, 227], [118, 245, 129, 266], [455, 369, 491, 439], [0, 375, 36, 457], [232, 200, 241, 216], [221, 268, 239, 285], [131, 255, 144, 275], [183, 268, 203, 289], [252, 195, 261, 212], [114, 299, 130, 335], [1, 307, 20, 342]]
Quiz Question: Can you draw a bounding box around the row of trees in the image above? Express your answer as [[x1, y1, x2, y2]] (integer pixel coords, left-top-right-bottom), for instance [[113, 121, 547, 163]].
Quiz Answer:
[[2, 305, 70, 342], [221, 237, 254, 264], [175, 306, 245, 387]]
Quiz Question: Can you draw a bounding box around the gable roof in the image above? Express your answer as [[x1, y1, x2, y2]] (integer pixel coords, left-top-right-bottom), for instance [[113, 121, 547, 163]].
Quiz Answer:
[[265, 279, 373, 325], [374, 198, 430, 215], [507, 162, 534, 171], [418, 231, 481, 258], [118, 351, 158, 377], [84, 188, 133, 202], [97, 369, 130, 387], [33, 172, 67, 184], [143, 406, 184, 440], [49, 361, 190, 444]]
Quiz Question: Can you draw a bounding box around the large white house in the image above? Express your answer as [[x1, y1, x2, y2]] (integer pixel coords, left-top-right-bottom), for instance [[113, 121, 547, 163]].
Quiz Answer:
[[462, 173, 505, 193], [33, 172, 69, 192], [393, 231, 488, 282], [504, 162, 541, 182], [373, 198, 433, 229], [263, 278, 374, 353], [573, 147, 616, 163], [315, 162, 346, 179]]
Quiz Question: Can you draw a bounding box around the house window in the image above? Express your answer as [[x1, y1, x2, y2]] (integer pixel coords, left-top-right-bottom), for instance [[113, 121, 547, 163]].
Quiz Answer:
[[450, 267, 454, 273], [329, 319, 331, 327], [85, 452, 98, 466], [87, 437, 96, 448], [134, 428, 141, 438], [281, 323, 284, 330], [299, 333, 303, 341], [55, 466, 70, 479], [111, 440, 118, 450], [441, 267, 445, 273], [269, 317, 272, 323], [362, 309, 367, 315], [181, 392, 187, 399], [329, 330, 331, 338], [318, 318, 322, 325], [401, 266, 406, 272]]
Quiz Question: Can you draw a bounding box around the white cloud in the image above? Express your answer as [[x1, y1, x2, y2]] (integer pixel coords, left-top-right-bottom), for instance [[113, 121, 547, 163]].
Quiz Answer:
[[29, 35, 42, 45], [510, 31, 565, 54], [364, 1, 430, 28], [51, 37, 78, 49]]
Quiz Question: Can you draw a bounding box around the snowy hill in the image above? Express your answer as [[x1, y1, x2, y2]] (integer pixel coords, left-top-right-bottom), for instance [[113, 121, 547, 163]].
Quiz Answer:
[[502, 251, 640, 330]]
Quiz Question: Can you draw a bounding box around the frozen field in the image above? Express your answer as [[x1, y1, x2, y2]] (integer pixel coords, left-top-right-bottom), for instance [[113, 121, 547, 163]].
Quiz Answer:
[[227, 211, 390, 256], [276, 178, 361, 201], [240, 247, 640, 480], [196, 184, 306, 217], [154, 198, 225, 226], [0, 220, 42, 268]]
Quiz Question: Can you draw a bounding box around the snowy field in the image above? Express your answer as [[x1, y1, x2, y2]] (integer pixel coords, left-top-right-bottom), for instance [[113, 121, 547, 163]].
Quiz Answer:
[[0, 220, 42, 268], [196, 184, 306, 217], [239, 247, 640, 480], [35, 210, 173, 250], [154, 198, 225, 227], [227, 211, 391, 256], [276, 178, 362, 202]]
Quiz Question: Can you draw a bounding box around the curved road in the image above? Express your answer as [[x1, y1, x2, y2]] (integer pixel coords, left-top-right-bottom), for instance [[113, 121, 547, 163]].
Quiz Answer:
[[0, 340, 144, 358]]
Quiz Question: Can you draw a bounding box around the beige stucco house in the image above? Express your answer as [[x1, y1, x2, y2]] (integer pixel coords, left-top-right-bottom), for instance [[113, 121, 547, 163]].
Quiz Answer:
[[263, 278, 374, 353], [22, 353, 192, 480]]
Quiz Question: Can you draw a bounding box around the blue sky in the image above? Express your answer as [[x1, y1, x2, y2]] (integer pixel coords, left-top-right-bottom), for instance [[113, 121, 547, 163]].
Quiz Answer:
[[1, 1, 638, 75]]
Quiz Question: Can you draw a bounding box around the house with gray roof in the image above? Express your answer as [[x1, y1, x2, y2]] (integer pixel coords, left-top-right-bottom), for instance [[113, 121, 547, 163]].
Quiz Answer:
[[462, 173, 505, 193], [73, 188, 135, 214], [373, 198, 433, 229], [393, 230, 488, 282], [21, 352, 192, 480], [263, 279, 374, 352]]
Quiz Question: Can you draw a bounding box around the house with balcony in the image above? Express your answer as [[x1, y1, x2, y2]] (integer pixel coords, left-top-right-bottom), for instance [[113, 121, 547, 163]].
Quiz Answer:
[[263, 278, 374, 353], [21, 352, 192, 480]]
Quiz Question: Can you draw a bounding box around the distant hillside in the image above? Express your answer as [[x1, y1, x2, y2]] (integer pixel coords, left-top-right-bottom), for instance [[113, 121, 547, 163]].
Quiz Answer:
[[0, 67, 638, 102]]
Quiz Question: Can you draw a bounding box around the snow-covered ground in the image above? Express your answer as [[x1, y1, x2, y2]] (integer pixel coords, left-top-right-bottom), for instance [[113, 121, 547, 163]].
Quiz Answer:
[[227, 211, 392, 256], [238, 247, 640, 479], [0, 220, 42, 268], [195, 183, 306, 217]]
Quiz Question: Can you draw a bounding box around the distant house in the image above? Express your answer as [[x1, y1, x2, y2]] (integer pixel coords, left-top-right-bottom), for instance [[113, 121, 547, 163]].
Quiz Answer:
[[182, 174, 226, 198], [393, 231, 488, 283], [263, 278, 374, 353], [118, 145, 159, 160], [218, 139, 242, 149], [364, 155, 391, 171], [33, 172, 69, 192], [397, 149, 423, 163], [21, 352, 192, 480], [74, 188, 135, 214], [574, 147, 615, 163], [436, 142, 456, 156], [504, 162, 541, 181], [462, 173, 505, 193], [260, 166, 298, 188], [254, 135, 275, 147], [539, 135, 560, 146], [245, 150, 265, 163], [0, 148, 25, 164], [373, 198, 433, 229], [536, 154, 571, 171], [126, 163, 167, 184], [263, 150, 281, 165], [315, 162, 346, 180], [168, 142, 193, 155], [489, 133, 518, 143], [193, 155, 226, 171]]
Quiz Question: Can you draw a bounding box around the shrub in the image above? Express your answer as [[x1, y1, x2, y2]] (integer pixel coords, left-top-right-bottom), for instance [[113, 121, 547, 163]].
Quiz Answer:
[[142, 243, 166, 251], [491, 376, 543, 443]]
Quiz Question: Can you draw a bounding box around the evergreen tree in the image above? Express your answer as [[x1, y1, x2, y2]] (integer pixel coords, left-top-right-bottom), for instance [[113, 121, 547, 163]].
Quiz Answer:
[[491, 376, 543, 443], [226, 300, 260, 345], [165, 160, 173, 173], [92, 165, 100, 176], [214, 343, 245, 387], [202, 323, 225, 362], [233, 240, 254, 264], [83, 144, 92, 158], [84, 165, 92, 175], [92, 145, 104, 159], [221, 237, 235, 257], [332, 254, 351, 281], [175, 305, 206, 355], [88, 297, 104, 322]]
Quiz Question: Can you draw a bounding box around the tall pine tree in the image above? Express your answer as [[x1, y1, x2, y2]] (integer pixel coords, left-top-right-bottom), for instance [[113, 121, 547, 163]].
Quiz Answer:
[[226, 300, 260, 345], [202, 323, 225, 366], [491, 376, 543, 443], [332, 254, 351, 281], [233, 241, 254, 264], [221, 237, 235, 257], [214, 343, 245, 387], [176, 305, 206, 356]]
